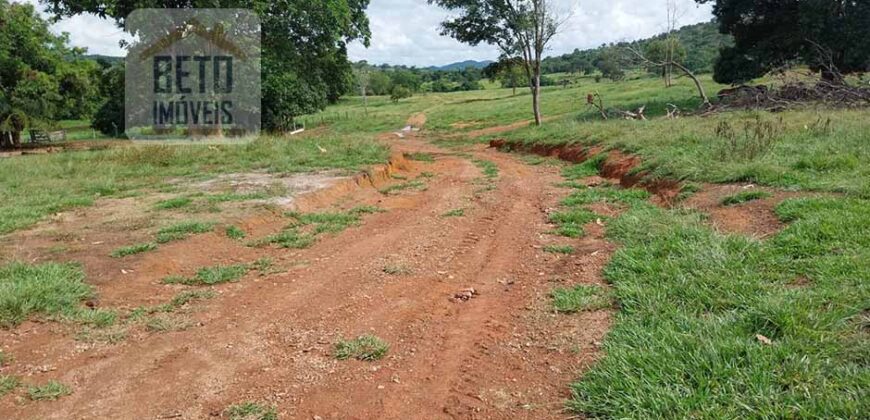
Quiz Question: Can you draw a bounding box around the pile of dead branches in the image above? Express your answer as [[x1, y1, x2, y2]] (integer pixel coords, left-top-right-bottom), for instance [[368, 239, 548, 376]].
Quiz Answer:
[[714, 81, 870, 113]]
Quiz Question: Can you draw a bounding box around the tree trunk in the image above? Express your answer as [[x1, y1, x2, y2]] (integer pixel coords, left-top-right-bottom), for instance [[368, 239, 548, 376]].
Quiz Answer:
[[11, 130, 21, 148], [532, 72, 542, 126], [512, 85, 516, 96]]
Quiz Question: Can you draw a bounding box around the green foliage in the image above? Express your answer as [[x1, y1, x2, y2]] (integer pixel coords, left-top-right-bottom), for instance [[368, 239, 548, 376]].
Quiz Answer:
[[705, 0, 870, 83], [224, 402, 278, 420], [543, 21, 732, 75], [27, 380, 71, 401], [390, 85, 412, 103], [110, 242, 157, 258], [0, 0, 99, 146], [46, 0, 372, 132], [552, 285, 610, 312], [334, 334, 389, 361], [0, 262, 92, 328], [721, 190, 771, 206]]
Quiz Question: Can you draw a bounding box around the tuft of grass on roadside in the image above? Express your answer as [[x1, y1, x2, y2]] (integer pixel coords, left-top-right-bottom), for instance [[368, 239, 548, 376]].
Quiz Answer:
[[163, 264, 249, 286], [552, 285, 611, 312], [27, 380, 71, 401], [334, 334, 389, 361], [156, 221, 215, 243], [562, 153, 607, 180], [0, 350, 8, 366], [406, 152, 435, 162], [721, 190, 771, 206], [0, 262, 93, 328], [442, 208, 465, 217], [225, 225, 246, 240], [154, 196, 193, 210], [224, 402, 278, 420], [544, 244, 575, 254], [472, 158, 499, 180], [110, 242, 157, 258], [549, 208, 598, 238], [255, 207, 379, 249], [0, 375, 19, 397], [379, 179, 427, 195]]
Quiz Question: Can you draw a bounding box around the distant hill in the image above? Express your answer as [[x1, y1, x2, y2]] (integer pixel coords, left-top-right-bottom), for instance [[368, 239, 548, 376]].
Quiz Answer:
[[430, 60, 493, 71], [541, 21, 732, 75], [84, 54, 124, 65]]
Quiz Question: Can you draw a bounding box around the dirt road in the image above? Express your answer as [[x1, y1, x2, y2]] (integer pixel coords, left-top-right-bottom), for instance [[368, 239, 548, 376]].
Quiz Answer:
[[0, 136, 612, 419]]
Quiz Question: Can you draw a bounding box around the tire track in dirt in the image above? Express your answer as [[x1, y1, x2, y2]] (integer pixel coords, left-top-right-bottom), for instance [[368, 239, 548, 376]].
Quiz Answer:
[[1, 136, 611, 420]]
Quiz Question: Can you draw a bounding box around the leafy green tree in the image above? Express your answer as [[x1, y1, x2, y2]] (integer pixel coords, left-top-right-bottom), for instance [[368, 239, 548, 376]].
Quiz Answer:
[[429, 0, 564, 126], [696, 0, 870, 83], [91, 64, 125, 137], [483, 58, 526, 95], [40, 0, 372, 131], [389, 85, 412, 103], [645, 38, 686, 87], [368, 71, 392, 95], [0, 0, 70, 147], [595, 49, 626, 82]]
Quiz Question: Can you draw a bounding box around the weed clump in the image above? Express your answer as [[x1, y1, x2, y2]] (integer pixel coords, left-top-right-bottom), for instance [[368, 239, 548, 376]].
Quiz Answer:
[[552, 285, 610, 312], [334, 334, 389, 361], [721, 190, 771, 206], [27, 380, 71, 400]]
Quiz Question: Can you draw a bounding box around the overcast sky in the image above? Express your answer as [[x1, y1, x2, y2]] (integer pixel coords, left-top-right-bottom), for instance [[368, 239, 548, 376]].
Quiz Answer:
[[24, 0, 713, 66]]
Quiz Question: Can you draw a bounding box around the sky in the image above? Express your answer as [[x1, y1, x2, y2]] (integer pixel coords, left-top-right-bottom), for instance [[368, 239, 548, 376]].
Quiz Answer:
[[22, 0, 713, 66]]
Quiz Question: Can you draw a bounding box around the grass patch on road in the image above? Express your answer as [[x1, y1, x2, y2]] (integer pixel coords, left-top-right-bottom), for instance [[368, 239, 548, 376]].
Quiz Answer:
[[156, 221, 215, 243], [153, 196, 193, 210], [224, 402, 277, 420], [27, 381, 71, 401], [472, 159, 499, 179], [442, 208, 465, 217], [255, 206, 380, 249], [334, 334, 389, 361], [225, 225, 246, 240], [721, 190, 772, 206], [163, 264, 250, 286], [543, 244, 575, 254], [0, 375, 19, 397], [406, 152, 435, 162], [110, 242, 157, 258]]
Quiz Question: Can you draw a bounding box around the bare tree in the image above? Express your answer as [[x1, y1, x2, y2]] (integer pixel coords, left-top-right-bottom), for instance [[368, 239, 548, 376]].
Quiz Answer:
[[627, 44, 712, 108], [431, 0, 568, 126]]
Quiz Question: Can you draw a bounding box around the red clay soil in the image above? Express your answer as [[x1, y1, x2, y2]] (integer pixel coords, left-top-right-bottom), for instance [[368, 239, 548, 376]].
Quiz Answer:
[[0, 137, 612, 419], [681, 184, 811, 238], [489, 138, 807, 238], [491, 139, 681, 203]]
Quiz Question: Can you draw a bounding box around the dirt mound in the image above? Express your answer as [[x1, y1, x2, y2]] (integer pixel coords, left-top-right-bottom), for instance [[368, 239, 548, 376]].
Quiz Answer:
[[491, 139, 681, 203]]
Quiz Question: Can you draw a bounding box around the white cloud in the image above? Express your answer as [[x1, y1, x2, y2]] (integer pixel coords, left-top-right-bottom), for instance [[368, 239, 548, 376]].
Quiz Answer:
[[18, 0, 129, 56], [17, 0, 713, 65], [349, 0, 714, 66]]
